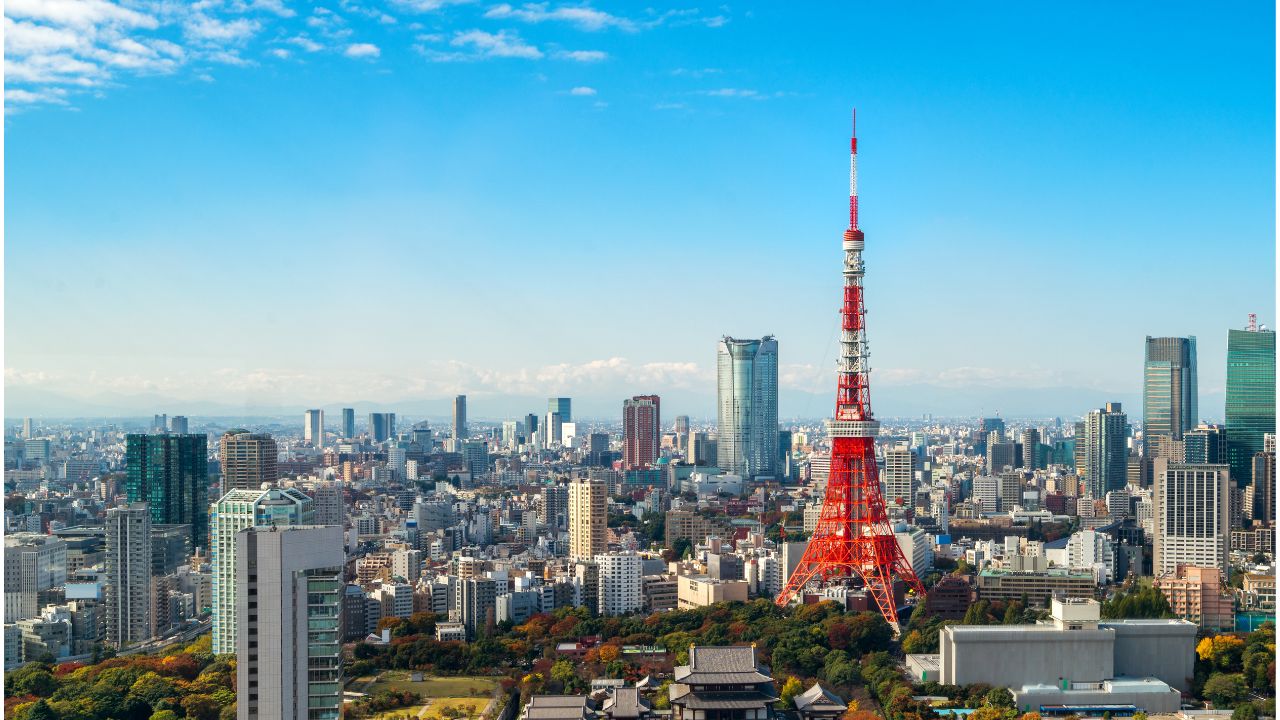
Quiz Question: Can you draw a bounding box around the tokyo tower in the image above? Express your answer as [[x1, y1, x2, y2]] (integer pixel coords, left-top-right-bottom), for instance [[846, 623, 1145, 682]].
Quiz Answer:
[[775, 111, 926, 634]]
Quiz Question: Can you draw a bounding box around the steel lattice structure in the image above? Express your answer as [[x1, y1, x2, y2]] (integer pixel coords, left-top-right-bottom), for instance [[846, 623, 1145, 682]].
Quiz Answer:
[[775, 111, 926, 634]]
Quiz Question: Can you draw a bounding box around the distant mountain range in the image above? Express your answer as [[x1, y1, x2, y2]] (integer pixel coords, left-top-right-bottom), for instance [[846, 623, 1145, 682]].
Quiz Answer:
[[3, 383, 1227, 425]]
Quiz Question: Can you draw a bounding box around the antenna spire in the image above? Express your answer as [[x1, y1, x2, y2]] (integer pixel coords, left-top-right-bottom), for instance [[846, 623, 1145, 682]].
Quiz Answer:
[[848, 107, 859, 230]]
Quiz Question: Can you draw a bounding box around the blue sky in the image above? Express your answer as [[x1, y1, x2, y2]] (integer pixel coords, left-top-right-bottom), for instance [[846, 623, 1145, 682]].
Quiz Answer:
[[4, 2, 1275, 419]]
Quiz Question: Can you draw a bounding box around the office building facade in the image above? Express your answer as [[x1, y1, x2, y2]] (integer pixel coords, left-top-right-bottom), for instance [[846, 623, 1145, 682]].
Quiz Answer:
[[340, 408, 355, 439], [716, 336, 779, 479], [453, 395, 467, 439], [1083, 403, 1128, 498], [1225, 327, 1276, 486], [220, 430, 279, 491], [1143, 336, 1198, 455], [548, 397, 572, 424], [211, 486, 315, 654], [125, 433, 209, 549], [623, 395, 661, 470], [369, 412, 396, 443], [236, 525, 344, 720], [1152, 458, 1230, 577], [303, 409, 324, 447]]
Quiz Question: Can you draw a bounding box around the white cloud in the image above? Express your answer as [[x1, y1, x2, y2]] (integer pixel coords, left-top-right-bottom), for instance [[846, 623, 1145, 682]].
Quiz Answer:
[[485, 3, 637, 31], [286, 34, 324, 52], [5, 0, 156, 30], [702, 87, 760, 98], [183, 14, 261, 43], [423, 29, 542, 61], [553, 49, 606, 62], [344, 42, 380, 58], [269, 47, 290, 58], [389, 0, 474, 12], [568, 85, 595, 95]]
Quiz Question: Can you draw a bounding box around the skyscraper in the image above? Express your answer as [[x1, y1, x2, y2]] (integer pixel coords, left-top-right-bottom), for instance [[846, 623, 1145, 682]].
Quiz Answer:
[[1083, 403, 1128, 498], [303, 409, 324, 447], [219, 430, 279, 491], [1153, 458, 1230, 577], [369, 412, 396, 443], [210, 486, 314, 654], [341, 408, 356, 439], [453, 395, 467, 439], [456, 576, 496, 641], [568, 478, 606, 561], [623, 395, 661, 470], [462, 441, 488, 478], [125, 433, 209, 549], [1245, 442, 1275, 525], [1021, 428, 1041, 471], [883, 444, 915, 508], [716, 335, 779, 479], [1143, 336, 1198, 455], [169, 415, 189, 434], [21, 417, 32, 439], [236, 525, 343, 720], [1184, 424, 1224, 465], [105, 503, 152, 647], [544, 411, 563, 448], [1226, 324, 1276, 486], [548, 397, 572, 424]]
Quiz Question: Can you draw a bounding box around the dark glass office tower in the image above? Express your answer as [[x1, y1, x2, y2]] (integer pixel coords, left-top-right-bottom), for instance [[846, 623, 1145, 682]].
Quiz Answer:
[[1226, 327, 1276, 485], [1143, 336, 1197, 455], [125, 433, 209, 549]]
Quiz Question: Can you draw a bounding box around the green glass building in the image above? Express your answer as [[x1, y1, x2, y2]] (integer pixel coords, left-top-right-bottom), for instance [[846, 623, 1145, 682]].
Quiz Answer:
[[1225, 328, 1276, 486], [125, 433, 209, 549]]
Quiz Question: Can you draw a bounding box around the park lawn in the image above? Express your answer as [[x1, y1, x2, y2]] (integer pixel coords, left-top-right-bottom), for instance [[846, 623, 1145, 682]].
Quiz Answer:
[[368, 672, 498, 698], [372, 705, 426, 720], [422, 698, 490, 719]]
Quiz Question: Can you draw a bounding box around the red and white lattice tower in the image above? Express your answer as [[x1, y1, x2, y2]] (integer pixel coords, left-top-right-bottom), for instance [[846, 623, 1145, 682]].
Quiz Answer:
[[776, 111, 926, 633]]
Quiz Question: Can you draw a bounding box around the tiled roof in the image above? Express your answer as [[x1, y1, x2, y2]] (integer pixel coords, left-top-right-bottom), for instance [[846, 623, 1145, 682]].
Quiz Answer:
[[794, 683, 845, 711]]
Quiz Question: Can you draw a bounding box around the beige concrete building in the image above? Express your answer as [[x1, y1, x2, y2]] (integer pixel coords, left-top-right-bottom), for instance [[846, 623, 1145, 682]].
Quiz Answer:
[[569, 478, 606, 561], [1240, 573, 1276, 611], [676, 575, 749, 609]]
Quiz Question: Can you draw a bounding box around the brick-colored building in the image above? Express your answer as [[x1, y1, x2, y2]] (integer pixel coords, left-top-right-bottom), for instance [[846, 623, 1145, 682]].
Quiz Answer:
[[1154, 565, 1235, 631]]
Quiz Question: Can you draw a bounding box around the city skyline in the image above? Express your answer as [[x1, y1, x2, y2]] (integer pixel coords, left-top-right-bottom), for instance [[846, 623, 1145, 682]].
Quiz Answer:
[[5, 4, 1274, 420]]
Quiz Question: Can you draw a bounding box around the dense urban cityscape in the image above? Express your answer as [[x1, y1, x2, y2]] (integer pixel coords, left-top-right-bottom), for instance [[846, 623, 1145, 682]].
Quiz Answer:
[[5, 120, 1277, 718], [4, 3, 1275, 720]]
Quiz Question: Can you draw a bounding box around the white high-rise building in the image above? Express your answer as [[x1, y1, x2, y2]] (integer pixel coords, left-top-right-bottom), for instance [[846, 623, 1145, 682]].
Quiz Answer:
[[1153, 459, 1231, 577], [568, 478, 606, 561], [716, 336, 779, 479], [884, 445, 916, 509], [211, 486, 314, 654], [236, 525, 344, 720], [4, 533, 67, 622], [105, 503, 152, 647], [304, 409, 324, 447], [595, 552, 643, 616], [1065, 529, 1117, 581]]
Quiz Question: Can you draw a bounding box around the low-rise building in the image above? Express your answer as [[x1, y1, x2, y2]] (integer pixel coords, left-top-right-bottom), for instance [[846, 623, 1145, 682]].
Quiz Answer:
[[975, 567, 1096, 606], [922, 598, 1195, 713], [676, 575, 749, 609], [670, 645, 777, 720], [1240, 574, 1276, 612]]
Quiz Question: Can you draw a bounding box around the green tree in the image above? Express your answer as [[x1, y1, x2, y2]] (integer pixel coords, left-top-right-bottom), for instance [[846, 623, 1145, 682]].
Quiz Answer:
[[1232, 704, 1258, 720], [985, 688, 1014, 708], [549, 660, 576, 687], [7, 667, 57, 697], [149, 712, 179, 720], [1203, 674, 1248, 708]]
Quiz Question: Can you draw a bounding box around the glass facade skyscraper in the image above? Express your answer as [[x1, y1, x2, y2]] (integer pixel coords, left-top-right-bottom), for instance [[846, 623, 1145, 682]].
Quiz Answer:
[[1143, 336, 1198, 455], [369, 412, 396, 443], [125, 433, 209, 549], [1226, 327, 1276, 485], [716, 335, 779, 479], [548, 397, 572, 424], [1083, 402, 1128, 498]]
